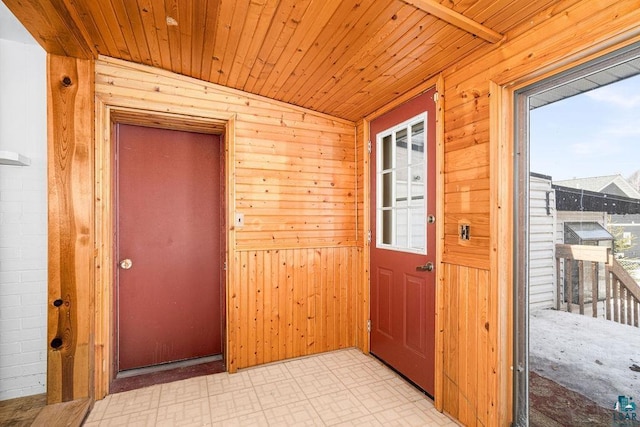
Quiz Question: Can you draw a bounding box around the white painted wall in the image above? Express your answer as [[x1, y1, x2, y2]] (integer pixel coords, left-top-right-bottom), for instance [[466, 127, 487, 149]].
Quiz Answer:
[[0, 36, 48, 399]]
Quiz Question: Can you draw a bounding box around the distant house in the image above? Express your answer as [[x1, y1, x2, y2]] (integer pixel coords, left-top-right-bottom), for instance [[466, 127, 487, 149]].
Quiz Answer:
[[554, 174, 640, 199], [608, 214, 640, 258], [554, 174, 640, 258]]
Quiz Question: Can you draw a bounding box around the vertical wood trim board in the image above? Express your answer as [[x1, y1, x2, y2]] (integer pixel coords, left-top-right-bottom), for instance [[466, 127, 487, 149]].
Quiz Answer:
[[355, 119, 370, 354], [489, 81, 514, 427], [434, 74, 446, 413], [93, 56, 359, 396], [93, 99, 111, 400], [47, 54, 95, 404], [225, 116, 237, 373]]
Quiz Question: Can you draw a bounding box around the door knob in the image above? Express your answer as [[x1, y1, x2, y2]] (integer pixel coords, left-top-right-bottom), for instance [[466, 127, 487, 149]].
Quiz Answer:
[[119, 259, 133, 270], [416, 262, 434, 272]]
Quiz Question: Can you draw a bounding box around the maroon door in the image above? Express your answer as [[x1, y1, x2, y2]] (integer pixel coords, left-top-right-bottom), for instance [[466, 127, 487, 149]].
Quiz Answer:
[[370, 89, 437, 395], [116, 124, 224, 371]]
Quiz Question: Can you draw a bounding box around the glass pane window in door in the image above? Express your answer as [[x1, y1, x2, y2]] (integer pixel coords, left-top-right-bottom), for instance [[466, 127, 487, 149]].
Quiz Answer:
[[396, 208, 409, 248], [410, 206, 426, 251], [376, 114, 428, 254]]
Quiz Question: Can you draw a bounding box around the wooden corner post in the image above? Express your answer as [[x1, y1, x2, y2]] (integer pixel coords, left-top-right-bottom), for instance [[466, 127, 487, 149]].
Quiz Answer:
[[47, 54, 95, 403]]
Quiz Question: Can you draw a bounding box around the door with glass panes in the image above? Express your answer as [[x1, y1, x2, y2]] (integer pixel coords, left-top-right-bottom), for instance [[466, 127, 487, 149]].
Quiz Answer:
[[370, 89, 436, 395]]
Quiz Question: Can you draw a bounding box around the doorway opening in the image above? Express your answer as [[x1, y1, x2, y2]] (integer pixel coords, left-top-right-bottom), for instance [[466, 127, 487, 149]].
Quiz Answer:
[[94, 108, 231, 395], [514, 42, 640, 425], [111, 123, 226, 392]]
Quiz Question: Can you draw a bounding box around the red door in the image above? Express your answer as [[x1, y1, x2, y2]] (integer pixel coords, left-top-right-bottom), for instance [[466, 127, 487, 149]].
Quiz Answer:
[[370, 89, 436, 395], [116, 124, 224, 372]]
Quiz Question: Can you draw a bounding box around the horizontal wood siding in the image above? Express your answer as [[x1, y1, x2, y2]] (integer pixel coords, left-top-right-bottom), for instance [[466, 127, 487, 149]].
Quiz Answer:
[[529, 175, 556, 310], [441, 0, 640, 424], [94, 57, 358, 385], [443, 94, 491, 269]]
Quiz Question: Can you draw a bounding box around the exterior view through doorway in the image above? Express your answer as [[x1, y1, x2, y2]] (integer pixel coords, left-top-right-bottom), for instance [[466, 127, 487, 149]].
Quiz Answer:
[[369, 89, 437, 396], [514, 41, 640, 425], [115, 124, 225, 379]]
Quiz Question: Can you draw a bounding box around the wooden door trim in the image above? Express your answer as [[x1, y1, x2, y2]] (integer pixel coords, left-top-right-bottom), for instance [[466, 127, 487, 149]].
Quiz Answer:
[[94, 98, 235, 399], [363, 74, 445, 410]]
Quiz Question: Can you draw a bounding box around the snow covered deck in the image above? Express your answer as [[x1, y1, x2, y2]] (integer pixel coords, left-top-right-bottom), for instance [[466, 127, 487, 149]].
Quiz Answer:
[[530, 309, 640, 409]]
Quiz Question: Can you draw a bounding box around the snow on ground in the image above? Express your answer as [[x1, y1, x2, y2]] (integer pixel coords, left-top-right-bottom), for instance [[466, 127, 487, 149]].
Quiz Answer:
[[530, 309, 640, 409]]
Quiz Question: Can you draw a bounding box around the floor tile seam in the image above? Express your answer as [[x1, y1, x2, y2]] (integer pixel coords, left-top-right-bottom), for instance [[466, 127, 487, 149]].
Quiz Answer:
[[405, 400, 452, 423], [316, 360, 363, 372], [246, 372, 294, 388], [84, 400, 108, 422], [265, 399, 327, 427], [157, 392, 209, 408], [308, 387, 374, 419], [205, 374, 255, 396], [367, 377, 423, 401], [283, 365, 328, 379], [361, 396, 412, 415], [295, 385, 347, 400], [207, 389, 265, 423], [291, 374, 347, 394], [252, 376, 304, 393], [348, 384, 408, 415], [337, 375, 387, 390], [101, 404, 159, 421], [207, 384, 254, 397], [100, 405, 161, 423], [347, 382, 414, 414], [258, 394, 308, 411], [218, 408, 269, 426]]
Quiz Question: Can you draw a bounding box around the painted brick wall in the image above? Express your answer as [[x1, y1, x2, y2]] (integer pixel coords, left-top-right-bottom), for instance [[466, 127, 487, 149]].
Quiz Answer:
[[0, 38, 47, 400]]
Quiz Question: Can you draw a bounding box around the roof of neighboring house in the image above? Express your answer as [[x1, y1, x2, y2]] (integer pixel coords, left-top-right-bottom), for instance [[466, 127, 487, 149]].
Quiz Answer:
[[531, 172, 640, 214], [553, 184, 640, 214], [554, 175, 640, 199]]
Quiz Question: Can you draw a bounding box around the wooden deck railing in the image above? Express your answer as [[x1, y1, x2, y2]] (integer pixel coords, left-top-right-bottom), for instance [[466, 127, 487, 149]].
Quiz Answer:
[[555, 244, 640, 327]]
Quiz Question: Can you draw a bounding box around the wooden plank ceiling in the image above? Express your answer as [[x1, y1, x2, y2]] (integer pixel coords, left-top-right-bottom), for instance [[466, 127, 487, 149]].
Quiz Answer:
[[4, 0, 562, 121]]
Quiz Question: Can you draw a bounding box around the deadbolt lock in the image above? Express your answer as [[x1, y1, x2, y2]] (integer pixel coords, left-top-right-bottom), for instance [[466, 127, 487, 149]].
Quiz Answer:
[[119, 259, 133, 270]]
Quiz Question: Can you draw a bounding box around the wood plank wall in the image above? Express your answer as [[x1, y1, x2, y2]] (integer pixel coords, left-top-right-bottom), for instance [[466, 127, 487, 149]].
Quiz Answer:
[[231, 247, 357, 368], [93, 57, 359, 395], [47, 54, 95, 403], [439, 0, 640, 425]]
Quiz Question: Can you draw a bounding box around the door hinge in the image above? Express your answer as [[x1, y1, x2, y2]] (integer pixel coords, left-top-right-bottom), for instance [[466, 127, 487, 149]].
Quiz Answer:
[[433, 91, 439, 102], [367, 230, 372, 243], [367, 140, 372, 154], [367, 319, 371, 333], [223, 261, 227, 271]]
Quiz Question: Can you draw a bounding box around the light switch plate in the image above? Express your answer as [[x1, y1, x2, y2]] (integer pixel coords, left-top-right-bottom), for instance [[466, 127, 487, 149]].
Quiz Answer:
[[235, 213, 245, 227]]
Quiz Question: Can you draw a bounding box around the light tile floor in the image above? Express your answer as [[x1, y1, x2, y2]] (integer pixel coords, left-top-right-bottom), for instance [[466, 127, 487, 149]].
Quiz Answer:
[[85, 349, 459, 426]]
